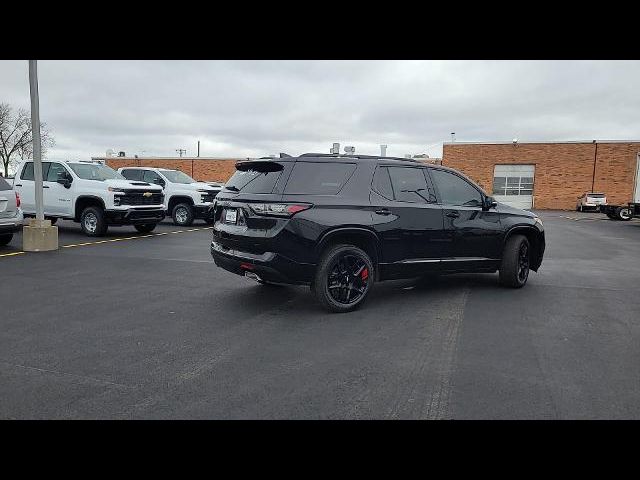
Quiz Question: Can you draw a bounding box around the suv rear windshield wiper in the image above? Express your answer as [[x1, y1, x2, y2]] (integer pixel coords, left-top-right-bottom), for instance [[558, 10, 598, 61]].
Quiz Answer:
[[224, 185, 240, 192]]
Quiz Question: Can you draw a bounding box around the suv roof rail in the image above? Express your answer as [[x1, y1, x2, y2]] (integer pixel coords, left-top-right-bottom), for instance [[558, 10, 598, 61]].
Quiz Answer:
[[299, 153, 422, 163]]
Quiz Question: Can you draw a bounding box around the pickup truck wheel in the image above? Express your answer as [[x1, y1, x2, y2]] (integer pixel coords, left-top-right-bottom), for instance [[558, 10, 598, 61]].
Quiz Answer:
[[0, 234, 13, 246], [314, 244, 374, 313], [172, 203, 194, 226], [48, 217, 58, 225], [134, 223, 157, 233], [499, 234, 530, 288], [617, 207, 632, 221], [80, 206, 108, 237]]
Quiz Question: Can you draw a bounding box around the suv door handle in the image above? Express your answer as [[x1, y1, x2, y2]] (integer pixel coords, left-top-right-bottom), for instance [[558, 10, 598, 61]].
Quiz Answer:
[[375, 208, 391, 216], [446, 211, 460, 218], [42, 185, 50, 189], [15, 184, 22, 187]]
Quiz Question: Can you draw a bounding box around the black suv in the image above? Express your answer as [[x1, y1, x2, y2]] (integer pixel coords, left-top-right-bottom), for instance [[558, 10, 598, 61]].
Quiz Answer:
[[210, 154, 545, 312]]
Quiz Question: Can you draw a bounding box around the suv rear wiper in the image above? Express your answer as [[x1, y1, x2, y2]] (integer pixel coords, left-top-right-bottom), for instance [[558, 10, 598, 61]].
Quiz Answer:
[[224, 185, 240, 192]]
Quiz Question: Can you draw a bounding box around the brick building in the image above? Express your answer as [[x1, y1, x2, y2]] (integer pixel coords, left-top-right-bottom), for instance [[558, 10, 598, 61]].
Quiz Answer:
[[442, 141, 640, 210], [97, 156, 240, 183]]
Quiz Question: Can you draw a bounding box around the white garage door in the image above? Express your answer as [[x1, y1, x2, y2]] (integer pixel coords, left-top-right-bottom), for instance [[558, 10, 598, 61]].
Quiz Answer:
[[492, 164, 535, 210]]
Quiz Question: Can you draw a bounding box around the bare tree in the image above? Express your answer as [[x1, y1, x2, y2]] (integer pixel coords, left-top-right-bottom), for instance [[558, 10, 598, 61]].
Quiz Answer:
[[0, 102, 54, 177]]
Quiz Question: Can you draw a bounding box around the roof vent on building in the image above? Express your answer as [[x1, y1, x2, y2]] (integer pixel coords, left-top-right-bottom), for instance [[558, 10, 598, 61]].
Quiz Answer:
[[118, 151, 126, 157]]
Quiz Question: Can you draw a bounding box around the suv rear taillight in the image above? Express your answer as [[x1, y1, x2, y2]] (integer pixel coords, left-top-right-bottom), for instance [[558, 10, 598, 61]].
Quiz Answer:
[[15, 192, 20, 208], [249, 203, 312, 217]]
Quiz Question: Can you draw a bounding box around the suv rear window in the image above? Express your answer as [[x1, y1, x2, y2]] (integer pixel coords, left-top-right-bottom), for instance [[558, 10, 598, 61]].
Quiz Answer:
[[0, 177, 11, 190], [225, 161, 284, 194], [284, 162, 356, 195]]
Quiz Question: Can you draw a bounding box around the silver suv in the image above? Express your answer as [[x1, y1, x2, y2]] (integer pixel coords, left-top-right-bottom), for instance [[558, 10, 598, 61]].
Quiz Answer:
[[0, 176, 23, 247]]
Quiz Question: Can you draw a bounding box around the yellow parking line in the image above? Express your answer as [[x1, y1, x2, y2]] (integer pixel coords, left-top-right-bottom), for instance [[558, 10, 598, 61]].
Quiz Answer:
[[61, 226, 213, 249], [0, 226, 213, 257], [0, 251, 25, 258]]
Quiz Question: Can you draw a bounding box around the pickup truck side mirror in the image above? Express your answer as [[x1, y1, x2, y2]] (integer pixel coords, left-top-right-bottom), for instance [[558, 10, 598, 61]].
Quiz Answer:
[[57, 172, 72, 189], [483, 195, 498, 210], [153, 178, 165, 187]]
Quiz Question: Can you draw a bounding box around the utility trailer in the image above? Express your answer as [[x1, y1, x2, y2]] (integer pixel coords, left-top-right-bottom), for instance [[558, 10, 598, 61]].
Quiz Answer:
[[599, 202, 640, 221]]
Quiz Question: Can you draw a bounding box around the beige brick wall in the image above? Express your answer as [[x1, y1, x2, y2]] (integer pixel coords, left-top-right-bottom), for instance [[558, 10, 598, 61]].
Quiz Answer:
[[442, 143, 640, 210]]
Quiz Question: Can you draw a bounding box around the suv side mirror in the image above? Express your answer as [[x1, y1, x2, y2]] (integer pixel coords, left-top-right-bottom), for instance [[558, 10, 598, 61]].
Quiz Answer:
[[483, 195, 497, 210], [153, 178, 165, 187], [57, 172, 72, 189]]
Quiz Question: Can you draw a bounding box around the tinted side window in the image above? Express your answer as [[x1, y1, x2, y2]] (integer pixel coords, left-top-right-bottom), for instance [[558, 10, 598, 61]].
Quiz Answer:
[[21, 163, 34, 180], [372, 166, 393, 200], [388, 167, 432, 203], [284, 162, 356, 195], [430, 169, 483, 207], [20, 162, 50, 181], [46, 163, 69, 182], [121, 169, 143, 181], [0, 177, 11, 190]]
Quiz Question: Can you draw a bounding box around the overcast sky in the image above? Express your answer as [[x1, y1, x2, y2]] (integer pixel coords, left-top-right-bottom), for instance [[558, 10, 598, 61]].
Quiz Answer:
[[1, 60, 639, 162]]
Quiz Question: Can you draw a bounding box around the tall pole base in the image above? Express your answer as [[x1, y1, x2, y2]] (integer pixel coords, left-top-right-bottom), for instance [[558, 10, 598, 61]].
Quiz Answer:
[[22, 218, 58, 252]]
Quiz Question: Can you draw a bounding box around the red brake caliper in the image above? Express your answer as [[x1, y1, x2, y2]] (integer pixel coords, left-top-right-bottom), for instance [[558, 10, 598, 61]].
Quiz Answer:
[[361, 268, 369, 281]]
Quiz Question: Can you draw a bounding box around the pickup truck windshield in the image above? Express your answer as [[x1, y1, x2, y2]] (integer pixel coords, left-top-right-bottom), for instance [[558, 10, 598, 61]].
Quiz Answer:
[[69, 163, 124, 181], [162, 170, 196, 184]]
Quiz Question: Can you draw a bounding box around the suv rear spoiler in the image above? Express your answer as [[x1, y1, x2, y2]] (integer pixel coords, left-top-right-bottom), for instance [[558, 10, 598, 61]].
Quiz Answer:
[[235, 160, 284, 172]]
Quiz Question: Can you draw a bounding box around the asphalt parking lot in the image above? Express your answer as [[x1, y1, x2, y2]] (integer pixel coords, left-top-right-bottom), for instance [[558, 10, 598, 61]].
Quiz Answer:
[[1, 210, 640, 419]]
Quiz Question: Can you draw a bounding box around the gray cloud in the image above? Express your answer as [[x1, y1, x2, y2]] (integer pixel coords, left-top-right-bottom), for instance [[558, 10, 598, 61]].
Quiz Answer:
[[1, 60, 639, 163]]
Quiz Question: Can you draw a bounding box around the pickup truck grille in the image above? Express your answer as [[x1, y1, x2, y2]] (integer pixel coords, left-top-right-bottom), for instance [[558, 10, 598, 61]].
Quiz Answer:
[[201, 192, 218, 203], [119, 192, 163, 206]]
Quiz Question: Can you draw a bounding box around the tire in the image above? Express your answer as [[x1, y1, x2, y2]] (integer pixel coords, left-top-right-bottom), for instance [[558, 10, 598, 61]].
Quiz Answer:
[[48, 217, 58, 225], [172, 203, 194, 226], [80, 206, 108, 237], [499, 234, 530, 288], [134, 223, 157, 233], [617, 207, 632, 221], [313, 244, 374, 313], [204, 217, 215, 225], [606, 213, 617, 220], [0, 234, 13, 247]]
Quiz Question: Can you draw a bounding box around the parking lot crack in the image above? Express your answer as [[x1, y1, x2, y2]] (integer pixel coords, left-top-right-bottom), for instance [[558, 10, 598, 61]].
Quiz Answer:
[[0, 360, 132, 390]]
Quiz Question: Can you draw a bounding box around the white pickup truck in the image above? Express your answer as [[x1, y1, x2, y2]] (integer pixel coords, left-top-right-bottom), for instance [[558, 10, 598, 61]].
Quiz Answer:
[[118, 167, 221, 226], [14, 159, 165, 237]]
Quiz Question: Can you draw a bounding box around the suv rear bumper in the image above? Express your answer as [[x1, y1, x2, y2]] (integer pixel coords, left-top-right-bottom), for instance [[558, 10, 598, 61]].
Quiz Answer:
[[0, 211, 23, 234], [105, 208, 165, 225], [210, 240, 314, 285]]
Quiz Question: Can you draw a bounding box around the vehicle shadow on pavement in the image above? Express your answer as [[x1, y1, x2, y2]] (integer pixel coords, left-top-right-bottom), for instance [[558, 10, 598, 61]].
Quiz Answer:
[[212, 273, 503, 317]]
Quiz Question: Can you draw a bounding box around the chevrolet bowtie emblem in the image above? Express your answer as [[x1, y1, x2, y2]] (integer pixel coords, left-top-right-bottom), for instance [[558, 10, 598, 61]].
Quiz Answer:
[[143, 192, 152, 197]]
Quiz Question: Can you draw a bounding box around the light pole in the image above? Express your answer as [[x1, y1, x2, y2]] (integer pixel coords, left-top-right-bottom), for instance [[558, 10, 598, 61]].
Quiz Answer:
[[23, 59, 58, 252], [29, 60, 44, 222]]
